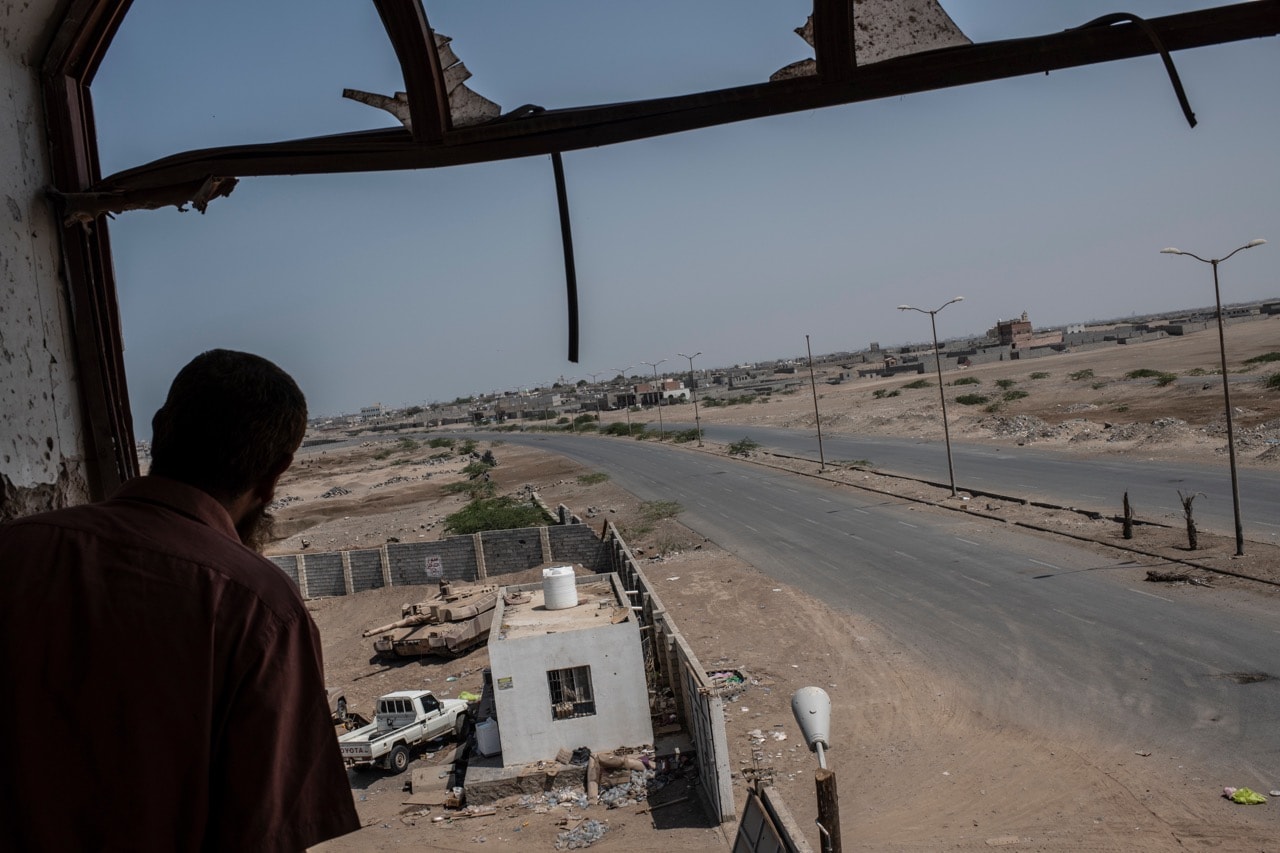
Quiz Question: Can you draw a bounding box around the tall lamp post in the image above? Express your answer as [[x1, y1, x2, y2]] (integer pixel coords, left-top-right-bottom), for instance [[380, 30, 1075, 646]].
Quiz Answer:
[[586, 370, 609, 423], [641, 359, 667, 440], [609, 366, 634, 436], [898, 296, 964, 497], [678, 351, 703, 446], [1161, 238, 1266, 556]]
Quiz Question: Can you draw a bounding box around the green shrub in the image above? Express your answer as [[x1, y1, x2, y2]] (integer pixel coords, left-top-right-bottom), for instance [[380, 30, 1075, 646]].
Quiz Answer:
[[1114, 404, 1130, 413], [461, 461, 494, 478], [955, 393, 989, 406], [573, 413, 598, 425], [1030, 371, 1050, 380], [1244, 352, 1280, 365], [444, 496, 548, 535], [995, 378, 1017, 389], [901, 379, 931, 389], [727, 437, 761, 456], [1069, 369, 1094, 381], [670, 428, 701, 443], [602, 422, 634, 437], [578, 472, 610, 485], [458, 439, 477, 455], [1126, 368, 1163, 379], [1091, 381, 1108, 390], [640, 500, 682, 522], [427, 437, 455, 448], [1186, 367, 1210, 376], [556, 416, 570, 425], [372, 449, 392, 460], [983, 402, 1003, 413], [951, 376, 981, 386], [1154, 373, 1178, 387], [872, 388, 900, 399], [1267, 373, 1280, 390], [1003, 390, 1029, 401]]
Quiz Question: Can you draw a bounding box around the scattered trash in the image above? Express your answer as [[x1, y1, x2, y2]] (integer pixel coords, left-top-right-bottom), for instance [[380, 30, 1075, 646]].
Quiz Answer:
[[1270, 790, 1280, 797], [556, 818, 608, 848], [458, 691, 480, 702], [1135, 750, 1152, 757], [1224, 787, 1267, 805]]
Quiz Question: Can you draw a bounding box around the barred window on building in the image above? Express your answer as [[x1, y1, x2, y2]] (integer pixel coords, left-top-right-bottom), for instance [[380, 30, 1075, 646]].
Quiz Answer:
[[547, 665, 596, 720]]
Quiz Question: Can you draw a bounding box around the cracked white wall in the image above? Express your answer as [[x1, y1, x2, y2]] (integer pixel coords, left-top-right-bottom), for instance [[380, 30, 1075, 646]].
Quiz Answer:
[[1, 0, 91, 517]]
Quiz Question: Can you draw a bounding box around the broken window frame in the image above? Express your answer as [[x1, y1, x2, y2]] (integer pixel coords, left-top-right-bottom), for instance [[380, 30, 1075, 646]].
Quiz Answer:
[[548, 665, 596, 721]]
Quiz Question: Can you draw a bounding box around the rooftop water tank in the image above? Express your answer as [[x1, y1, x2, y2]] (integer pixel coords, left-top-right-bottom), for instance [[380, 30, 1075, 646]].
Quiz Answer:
[[542, 565, 578, 610]]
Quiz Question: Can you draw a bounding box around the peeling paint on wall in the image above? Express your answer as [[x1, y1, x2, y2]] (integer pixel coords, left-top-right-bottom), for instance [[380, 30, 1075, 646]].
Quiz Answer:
[[0, 461, 89, 523], [1, 2, 91, 514]]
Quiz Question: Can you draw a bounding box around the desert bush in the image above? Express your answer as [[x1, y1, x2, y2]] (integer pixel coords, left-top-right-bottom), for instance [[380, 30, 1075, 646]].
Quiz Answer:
[[901, 379, 931, 389], [578, 472, 610, 485], [670, 428, 701, 443], [444, 496, 548, 535], [1244, 352, 1280, 365], [1030, 371, 1050, 380], [427, 437, 455, 448], [727, 437, 761, 456], [1069, 369, 1095, 381], [461, 461, 494, 478], [995, 378, 1017, 389], [1267, 373, 1280, 391], [1091, 381, 1108, 390], [372, 449, 392, 460], [872, 388, 900, 399], [458, 439, 478, 455], [955, 393, 989, 406], [640, 500, 683, 522], [983, 402, 1003, 413], [1002, 390, 1029, 401], [951, 376, 980, 386], [1126, 369, 1177, 385], [602, 422, 635, 436]]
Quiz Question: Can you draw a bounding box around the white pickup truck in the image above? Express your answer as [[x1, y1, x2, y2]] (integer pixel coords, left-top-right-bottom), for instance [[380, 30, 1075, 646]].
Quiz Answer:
[[337, 690, 469, 773]]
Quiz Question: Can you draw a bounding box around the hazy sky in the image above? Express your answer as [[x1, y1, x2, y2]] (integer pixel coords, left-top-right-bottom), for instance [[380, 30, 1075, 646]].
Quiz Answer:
[[93, 1, 1278, 429]]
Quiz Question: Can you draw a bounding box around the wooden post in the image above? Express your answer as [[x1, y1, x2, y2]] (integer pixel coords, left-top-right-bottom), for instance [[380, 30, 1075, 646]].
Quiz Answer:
[[1122, 491, 1134, 540], [815, 768, 842, 853]]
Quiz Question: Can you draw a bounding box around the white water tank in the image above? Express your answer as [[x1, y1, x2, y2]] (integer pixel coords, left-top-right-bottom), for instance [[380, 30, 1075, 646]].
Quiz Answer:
[[542, 565, 578, 610], [475, 718, 501, 757]]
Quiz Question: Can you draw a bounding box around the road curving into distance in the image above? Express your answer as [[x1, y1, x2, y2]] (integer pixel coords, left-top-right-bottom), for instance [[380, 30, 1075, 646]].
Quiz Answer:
[[483, 430, 1280, 807]]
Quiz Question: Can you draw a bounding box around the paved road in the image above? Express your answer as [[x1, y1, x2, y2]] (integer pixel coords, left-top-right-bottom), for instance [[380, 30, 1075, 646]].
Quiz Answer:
[[666, 422, 1280, 544], [489, 432, 1280, 797]]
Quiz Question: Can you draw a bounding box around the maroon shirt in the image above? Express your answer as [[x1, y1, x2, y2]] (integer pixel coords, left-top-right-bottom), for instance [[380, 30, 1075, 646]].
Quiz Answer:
[[0, 477, 359, 851]]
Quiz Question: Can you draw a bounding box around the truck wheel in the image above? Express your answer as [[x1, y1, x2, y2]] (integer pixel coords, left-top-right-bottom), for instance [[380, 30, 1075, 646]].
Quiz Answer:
[[388, 745, 411, 774]]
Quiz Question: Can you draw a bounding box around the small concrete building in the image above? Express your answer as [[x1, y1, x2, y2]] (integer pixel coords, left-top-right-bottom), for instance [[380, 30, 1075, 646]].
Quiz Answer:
[[485, 573, 652, 767]]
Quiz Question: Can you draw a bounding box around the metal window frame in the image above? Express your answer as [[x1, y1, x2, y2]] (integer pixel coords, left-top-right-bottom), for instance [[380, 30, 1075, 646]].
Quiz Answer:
[[548, 664, 596, 720]]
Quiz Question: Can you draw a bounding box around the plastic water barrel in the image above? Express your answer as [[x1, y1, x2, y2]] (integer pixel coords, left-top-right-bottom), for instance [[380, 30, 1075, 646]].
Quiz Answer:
[[542, 565, 579, 610], [475, 718, 501, 757]]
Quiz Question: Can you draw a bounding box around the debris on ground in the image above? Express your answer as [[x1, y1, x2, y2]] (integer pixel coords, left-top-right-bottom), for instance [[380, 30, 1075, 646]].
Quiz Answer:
[[1145, 570, 1212, 586], [1223, 787, 1267, 804], [555, 818, 608, 849]]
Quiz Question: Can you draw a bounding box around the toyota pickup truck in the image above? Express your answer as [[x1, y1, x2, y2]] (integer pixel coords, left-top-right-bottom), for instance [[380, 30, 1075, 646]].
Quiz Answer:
[[336, 690, 468, 773]]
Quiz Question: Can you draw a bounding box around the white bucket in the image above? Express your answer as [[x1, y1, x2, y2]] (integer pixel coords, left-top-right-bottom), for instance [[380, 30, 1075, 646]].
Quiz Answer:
[[475, 718, 501, 757], [542, 565, 578, 610]]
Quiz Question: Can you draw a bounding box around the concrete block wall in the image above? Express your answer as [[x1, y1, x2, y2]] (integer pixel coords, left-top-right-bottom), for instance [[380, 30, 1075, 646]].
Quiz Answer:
[[599, 521, 735, 823], [268, 523, 607, 599], [349, 549, 385, 593]]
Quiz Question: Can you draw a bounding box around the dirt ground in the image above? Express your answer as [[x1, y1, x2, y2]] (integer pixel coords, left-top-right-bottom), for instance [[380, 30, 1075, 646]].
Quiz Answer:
[[274, 319, 1280, 852]]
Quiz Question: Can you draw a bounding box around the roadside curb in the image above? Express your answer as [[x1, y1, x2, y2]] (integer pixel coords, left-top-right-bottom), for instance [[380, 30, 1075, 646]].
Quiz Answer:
[[722, 446, 1280, 589]]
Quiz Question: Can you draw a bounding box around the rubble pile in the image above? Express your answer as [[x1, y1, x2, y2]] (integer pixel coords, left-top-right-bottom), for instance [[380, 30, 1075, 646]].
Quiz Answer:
[[555, 818, 608, 849], [319, 485, 352, 499]]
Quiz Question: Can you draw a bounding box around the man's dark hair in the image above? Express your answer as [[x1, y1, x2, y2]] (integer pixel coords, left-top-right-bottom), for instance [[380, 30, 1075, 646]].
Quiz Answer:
[[150, 350, 307, 501]]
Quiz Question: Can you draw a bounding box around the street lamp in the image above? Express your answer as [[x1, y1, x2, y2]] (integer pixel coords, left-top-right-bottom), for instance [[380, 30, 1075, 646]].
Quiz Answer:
[[792, 687, 840, 853], [1161, 238, 1266, 556], [610, 366, 634, 436], [897, 296, 964, 497], [677, 351, 703, 446], [586, 371, 609, 423], [641, 359, 667, 440]]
